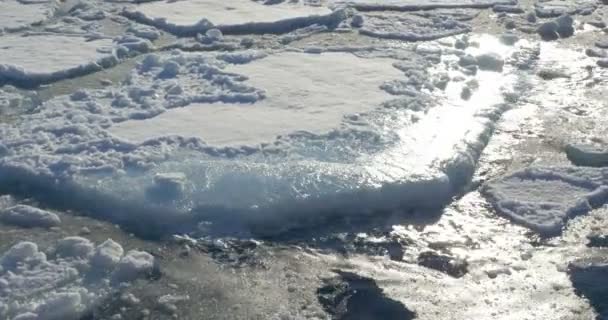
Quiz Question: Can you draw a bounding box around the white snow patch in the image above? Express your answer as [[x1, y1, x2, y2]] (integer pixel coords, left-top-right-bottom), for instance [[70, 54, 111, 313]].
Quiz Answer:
[[0, 204, 61, 228], [483, 167, 608, 236], [111, 52, 403, 146]]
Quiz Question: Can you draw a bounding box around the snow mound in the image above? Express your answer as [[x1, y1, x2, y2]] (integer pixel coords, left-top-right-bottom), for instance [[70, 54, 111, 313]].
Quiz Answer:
[[91, 239, 124, 271], [566, 144, 608, 167], [331, 0, 517, 11], [0, 204, 61, 228], [358, 12, 471, 41], [124, 0, 343, 36], [0, 34, 149, 88], [0, 238, 154, 319], [482, 167, 608, 236], [0, 0, 57, 32]]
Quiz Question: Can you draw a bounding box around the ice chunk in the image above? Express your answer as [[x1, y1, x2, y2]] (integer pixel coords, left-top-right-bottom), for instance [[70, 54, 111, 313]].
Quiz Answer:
[[0, 35, 115, 87], [112, 250, 155, 282], [0, 0, 57, 31], [475, 53, 504, 72], [1, 242, 43, 270], [91, 239, 124, 271], [124, 0, 339, 36], [55, 237, 95, 259], [482, 167, 608, 236], [566, 144, 608, 167], [359, 12, 471, 42], [0, 205, 61, 228], [35, 292, 85, 320]]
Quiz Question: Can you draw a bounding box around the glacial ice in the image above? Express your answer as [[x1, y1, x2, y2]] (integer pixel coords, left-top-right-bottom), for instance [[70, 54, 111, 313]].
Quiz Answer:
[[0, 0, 57, 32], [124, 0, 340, 36], [0, 238, 154, 319], [0, 36, 519, 237], [482, 167, 608, 236], [0, 35, 115, 87]]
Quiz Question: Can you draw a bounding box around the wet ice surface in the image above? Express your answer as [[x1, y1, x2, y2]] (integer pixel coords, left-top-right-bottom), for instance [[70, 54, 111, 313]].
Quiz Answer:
[[2, 0, 608, 319]]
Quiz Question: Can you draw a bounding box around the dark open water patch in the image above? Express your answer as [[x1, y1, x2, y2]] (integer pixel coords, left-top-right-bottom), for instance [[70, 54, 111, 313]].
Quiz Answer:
[[569, 262, 608, 320], [317, 270, 416, 320]]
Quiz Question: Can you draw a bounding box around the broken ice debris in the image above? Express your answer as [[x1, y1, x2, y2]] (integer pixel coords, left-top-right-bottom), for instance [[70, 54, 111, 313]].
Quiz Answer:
[[0, 204, 61, 228]]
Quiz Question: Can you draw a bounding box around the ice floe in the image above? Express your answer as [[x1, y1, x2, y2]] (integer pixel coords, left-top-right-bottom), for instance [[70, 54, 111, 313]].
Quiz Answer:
[[0, 35, 520, 237], [0, 238, 155, 319], [331, 0, 517, 11], [358, 12, 471, 41], [124, 0, 343, 36], [566, 144, 608, 167], [0, 0, 57, 32], [483, 167, 608, 236], [0, 35, 117, 87], [534, 0, 598, 18]]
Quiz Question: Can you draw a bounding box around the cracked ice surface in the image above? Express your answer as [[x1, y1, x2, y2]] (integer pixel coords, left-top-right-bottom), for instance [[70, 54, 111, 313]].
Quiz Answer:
[[0, 35, 115, 87], [124, 0, 336, 36], [0, 0, 57, 31], [0, 36, 518, 237]]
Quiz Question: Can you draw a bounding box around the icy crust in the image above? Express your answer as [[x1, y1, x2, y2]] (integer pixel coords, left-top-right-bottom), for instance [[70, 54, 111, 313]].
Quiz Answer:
[[0, 34, 152, 88], [0, 0, 57, 32], [358, 12, 471, 41], [331, 0, 517, 11], [0, 239, 155, 320], [482, 167, 608, 237], [123, 0, 344, 36], [0, 46, 512, 237]]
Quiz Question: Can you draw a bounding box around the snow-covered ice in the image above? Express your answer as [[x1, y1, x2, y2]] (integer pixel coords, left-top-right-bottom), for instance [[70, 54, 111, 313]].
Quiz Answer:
[[124, 0, 340, 36], [0, 0, 57, 32], [482, 167, 608, 236], [0, 238, 154, 319], [0, 204, 61, 228], [0, 35, 115, 87]]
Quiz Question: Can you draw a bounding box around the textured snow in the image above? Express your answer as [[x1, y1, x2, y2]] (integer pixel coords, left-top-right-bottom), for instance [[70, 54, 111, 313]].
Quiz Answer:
[[0, 35, 115, 87], [332, 0, 517, 11], [0, 204, 61, 228], [111, 52, 403, 146], [0, 0, 57, 31], [124, 0, 340, 36], [0, 238, 154, 319], [482, 167, 608, 236]]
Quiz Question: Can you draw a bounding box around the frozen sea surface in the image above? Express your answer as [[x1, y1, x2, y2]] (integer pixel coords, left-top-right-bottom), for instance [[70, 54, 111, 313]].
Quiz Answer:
[[0, 0, 57, 32]]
